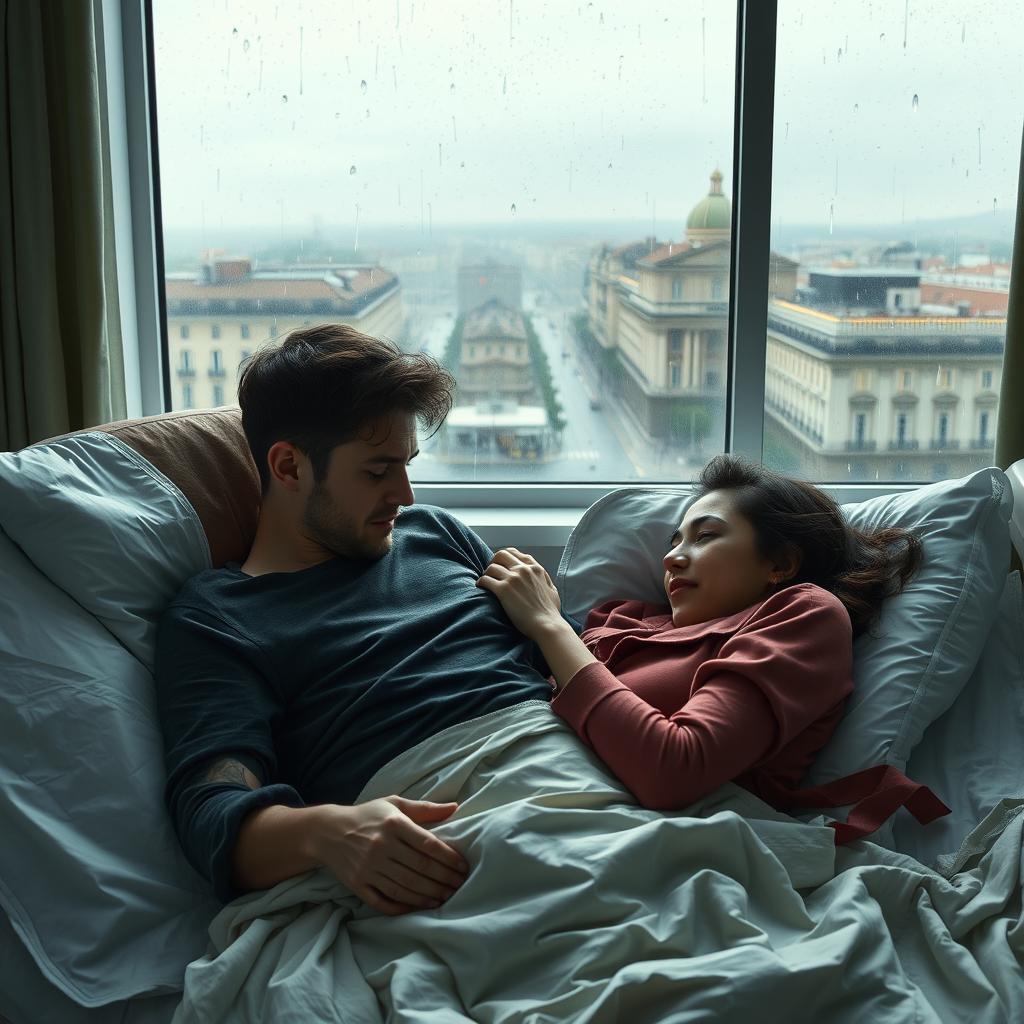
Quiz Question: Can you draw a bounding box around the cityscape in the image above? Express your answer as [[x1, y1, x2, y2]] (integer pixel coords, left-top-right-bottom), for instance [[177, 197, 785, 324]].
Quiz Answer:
[[163, 170, 1011, 484]]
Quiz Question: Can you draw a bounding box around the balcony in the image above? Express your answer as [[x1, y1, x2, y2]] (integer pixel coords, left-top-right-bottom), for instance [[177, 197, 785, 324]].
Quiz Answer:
[[887, 440, 920, 451], [208, 367, 227, 379], [176, 367, 196, 379], [843, 441, 877, 452], [969, 439, 994, 451], [928, 439, 961, 451]]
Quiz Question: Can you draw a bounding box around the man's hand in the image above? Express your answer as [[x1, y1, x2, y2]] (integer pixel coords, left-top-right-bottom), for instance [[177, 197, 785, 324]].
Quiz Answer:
[[475, 547, 563, 642], [307, 797, 470, 916]]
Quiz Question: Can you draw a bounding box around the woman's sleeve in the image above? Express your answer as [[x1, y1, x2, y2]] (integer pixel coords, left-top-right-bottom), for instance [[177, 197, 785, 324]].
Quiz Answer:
[[550, 587, 852, 811]]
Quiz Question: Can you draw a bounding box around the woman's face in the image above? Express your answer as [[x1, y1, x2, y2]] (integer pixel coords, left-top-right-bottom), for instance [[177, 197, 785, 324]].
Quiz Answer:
[[663, 489, 788, 628]]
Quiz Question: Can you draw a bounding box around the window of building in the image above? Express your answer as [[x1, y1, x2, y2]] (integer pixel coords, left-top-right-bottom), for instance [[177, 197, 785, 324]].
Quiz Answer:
[[936, 367, 954, 390], [671, 278, 683, 300], [213, 383, 225, 406], [937, 412, 950, 447], [670, 363, 681, 388], [211, 323, 221, 339], [892, 411, 909, 444], [854, 369, 872, 392], [711, 277, 723, 301], [211, 349, 223, 372], [668, 330, 683, 353], [240, 323, 251, 339], [182, 383, 193, 408], [181, 350, 192, 371], [854, 412, 867, 445], [897, 369, 913, 392], [981, 369, 994, 390], [979, 411, 990, 444], [179, 324, 189, 340]]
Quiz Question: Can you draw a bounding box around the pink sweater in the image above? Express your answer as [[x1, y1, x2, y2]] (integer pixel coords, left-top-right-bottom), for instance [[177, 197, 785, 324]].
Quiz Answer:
[[550, 582, 949, 841]]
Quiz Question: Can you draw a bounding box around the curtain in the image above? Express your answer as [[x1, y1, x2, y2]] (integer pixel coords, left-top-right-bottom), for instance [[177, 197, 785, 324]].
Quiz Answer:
[[994, 119, 1024, 474], [0, 0, 125, 452]]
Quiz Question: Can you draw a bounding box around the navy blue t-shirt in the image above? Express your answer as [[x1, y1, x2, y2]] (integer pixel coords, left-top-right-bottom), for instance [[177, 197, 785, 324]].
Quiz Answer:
[[155, 505, 580, 902]]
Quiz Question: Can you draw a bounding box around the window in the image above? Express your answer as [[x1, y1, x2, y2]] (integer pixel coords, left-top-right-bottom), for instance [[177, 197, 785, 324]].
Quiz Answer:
[[213, 383, 225, 406], [148, 1, 1018, 490], [211, 323, 221, 339], [762, 0, 1017, 484], [854, 412, 867, 445], [979, 411, 990, 444], [151, 1, 737, 484], [182, 383, 193, 408], [854, 369, 872, 393], [211, 350, 223, 372], [670, 363, 681, 388], [668, 330, 683, 353], [180, 350, 192, 371], [981, 369, 994, 390], [240, 323, 251, 339], [179, 324, 189, 339]]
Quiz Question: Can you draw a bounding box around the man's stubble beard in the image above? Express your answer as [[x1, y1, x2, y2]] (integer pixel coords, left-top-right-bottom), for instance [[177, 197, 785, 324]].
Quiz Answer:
[[302, 481, 391, 562]]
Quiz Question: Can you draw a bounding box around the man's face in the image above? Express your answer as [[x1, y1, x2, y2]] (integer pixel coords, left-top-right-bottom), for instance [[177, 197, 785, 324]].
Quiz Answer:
[[301, 410, 419, 561]]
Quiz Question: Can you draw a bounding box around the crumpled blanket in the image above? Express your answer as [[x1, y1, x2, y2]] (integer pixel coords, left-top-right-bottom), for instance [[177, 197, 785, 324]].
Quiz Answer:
[[171, 700, 1024, 1023]]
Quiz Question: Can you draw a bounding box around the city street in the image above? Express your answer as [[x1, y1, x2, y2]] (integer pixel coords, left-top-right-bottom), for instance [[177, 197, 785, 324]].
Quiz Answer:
[[406, 291, 645, 483]]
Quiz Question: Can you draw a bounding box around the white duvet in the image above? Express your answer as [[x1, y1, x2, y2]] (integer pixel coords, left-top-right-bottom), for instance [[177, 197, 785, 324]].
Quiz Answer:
[[171, 700, 1024, 1023]]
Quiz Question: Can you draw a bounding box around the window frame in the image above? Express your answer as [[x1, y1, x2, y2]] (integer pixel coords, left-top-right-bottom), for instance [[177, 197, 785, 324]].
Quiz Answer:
[[108, 0, 1005, 544]]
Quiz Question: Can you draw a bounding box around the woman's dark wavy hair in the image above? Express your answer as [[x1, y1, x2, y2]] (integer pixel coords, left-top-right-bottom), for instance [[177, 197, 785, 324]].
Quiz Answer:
[[237, 323, 456, 497], [694, 454, 923, 638]]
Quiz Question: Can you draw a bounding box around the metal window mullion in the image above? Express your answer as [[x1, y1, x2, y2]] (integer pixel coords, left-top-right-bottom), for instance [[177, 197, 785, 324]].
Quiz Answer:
[[727, 0, 778, 461]]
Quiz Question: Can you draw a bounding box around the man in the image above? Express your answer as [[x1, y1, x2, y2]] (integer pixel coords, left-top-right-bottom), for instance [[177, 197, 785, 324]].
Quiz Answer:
[[155, 323, 581, 918]]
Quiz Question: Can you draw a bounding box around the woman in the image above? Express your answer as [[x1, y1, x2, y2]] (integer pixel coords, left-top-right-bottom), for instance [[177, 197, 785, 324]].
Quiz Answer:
[[475, 454, 950, 842]]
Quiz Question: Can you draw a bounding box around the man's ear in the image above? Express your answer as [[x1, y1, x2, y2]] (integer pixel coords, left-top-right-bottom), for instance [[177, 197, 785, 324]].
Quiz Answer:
[[266, 441, 304, 492]]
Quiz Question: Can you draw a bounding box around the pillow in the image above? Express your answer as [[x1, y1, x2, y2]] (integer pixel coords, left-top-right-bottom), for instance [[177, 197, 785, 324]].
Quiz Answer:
[[556, 467, 1012, 810], [0, 528, 220, 1007], [0, 432, 211, 671], [891, 570, 1024, 868]]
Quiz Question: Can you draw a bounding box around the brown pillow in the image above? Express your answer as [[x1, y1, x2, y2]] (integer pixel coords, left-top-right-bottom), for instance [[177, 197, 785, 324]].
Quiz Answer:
[[38, 407, 259, 567]]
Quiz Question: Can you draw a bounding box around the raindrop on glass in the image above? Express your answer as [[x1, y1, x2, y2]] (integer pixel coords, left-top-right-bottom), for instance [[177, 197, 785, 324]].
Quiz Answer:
[[281, 94, 288, 103], [911, 93, 918, 112], [243, 39, 250, 53], [360, 80, 368, 94], [232, 26, 238, 35], [828, 202, 834, 235], [853, 102, 859, 113], [510, 203, 517, 215], [349, 165, 357, 175], [502, 73, 507, 95], [993, 198, 998, 213], [961, 23, 966, 43], [450, 82, 455, 93], [879, 32, 885, 41]]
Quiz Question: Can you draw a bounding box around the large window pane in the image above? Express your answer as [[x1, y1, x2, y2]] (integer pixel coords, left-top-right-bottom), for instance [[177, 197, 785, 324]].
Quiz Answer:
[[765, 0, 1022, 482], [151, 1, 736, 482]]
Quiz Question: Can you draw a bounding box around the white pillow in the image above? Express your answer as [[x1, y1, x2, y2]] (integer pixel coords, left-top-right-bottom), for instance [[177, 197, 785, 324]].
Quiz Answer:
[[0, 435, 220, 1006], [556, 467, 1012, 805]]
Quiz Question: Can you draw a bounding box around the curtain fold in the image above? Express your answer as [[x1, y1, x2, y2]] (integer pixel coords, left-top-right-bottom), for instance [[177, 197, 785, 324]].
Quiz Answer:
[[0, 0, 125, 453], [994, 119, 1024, 475]]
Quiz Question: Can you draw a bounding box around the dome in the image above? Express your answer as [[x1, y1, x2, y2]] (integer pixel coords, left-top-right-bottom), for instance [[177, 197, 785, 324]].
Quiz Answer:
[[686, 169, 731, 231]]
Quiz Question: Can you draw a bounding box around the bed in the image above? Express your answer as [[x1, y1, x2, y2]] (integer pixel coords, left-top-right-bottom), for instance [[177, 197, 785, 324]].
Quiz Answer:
[[1, 407, 1023, 1023]]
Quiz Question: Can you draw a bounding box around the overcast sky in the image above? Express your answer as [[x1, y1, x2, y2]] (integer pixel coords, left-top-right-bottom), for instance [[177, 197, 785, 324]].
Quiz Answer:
[[152, 0, 1023, 238]]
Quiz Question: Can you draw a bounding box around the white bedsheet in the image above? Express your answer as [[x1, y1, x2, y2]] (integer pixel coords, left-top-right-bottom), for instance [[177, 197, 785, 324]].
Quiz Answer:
[[169, 699, 1024, 1024]]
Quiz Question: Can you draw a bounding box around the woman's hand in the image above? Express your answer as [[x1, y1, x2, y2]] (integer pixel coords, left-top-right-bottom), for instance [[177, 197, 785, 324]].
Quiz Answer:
[[475, 547, 563, 642]]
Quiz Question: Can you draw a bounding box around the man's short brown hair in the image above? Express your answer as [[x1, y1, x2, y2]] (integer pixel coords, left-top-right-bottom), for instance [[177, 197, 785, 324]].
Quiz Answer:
[[237, 323, 456, 496]]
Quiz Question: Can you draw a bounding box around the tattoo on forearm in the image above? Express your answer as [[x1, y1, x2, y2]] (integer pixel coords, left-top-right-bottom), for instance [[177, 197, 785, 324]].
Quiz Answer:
[[191, 758, 262, 791]]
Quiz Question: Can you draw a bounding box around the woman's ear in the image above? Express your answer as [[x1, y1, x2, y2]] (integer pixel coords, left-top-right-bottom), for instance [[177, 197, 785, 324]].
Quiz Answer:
[[772, 545, 802, 585]]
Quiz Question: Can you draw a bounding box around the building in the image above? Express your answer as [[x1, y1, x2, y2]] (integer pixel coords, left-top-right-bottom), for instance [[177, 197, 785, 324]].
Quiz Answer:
[[165, 255, 404, 409], [581, 170, 797, 449], [436, 297, 553, 461], [764, 267, 1004, 479], [920, 263, 1011, 316]]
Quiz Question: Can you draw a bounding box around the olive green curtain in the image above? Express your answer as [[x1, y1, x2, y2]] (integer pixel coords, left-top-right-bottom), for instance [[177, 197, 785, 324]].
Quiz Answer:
[[0, 0, 125, 453], [994, 119, 1024, 475]]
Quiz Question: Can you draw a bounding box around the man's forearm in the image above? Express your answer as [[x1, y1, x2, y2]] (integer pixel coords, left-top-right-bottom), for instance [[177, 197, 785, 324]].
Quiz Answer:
[[536, 618, 598, 692], [231, 803, 326, 894]]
